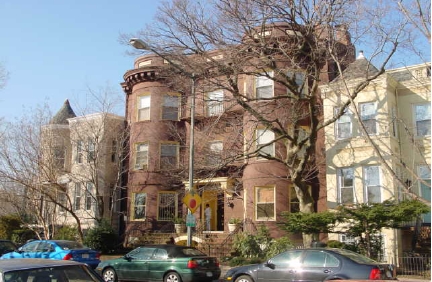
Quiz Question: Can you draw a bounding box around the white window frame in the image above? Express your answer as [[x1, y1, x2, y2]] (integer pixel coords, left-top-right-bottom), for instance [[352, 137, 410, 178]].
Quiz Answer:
[[135, 143, 149, 170], [138, 95, 151, 121], [87, 139, 96, 163], [76, 140, 83, 163], [255, 186, 276, 221], [74, 183, 81, 211], [206, 89, 224, 116], [85, 182, 94, 211], [335, 108, 352, 139], [337, 167, 355, 204], [162, 94, 180, 120], [255, 71, 274, 99], [417, 165, 431, 223], [414, 103, 431, 136], [359, 102, 378, 135], [364, 166, 381, 203], [256, 129, 275, 158]]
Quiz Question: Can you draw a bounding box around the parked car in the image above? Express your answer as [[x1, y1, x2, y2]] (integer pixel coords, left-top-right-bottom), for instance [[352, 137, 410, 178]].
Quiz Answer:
[[0, 240, 101, 269], [0, 240, 17, 257], [0, 258, 104, 282], [223, 248, 396, 282], [96, 244, 221, 282]]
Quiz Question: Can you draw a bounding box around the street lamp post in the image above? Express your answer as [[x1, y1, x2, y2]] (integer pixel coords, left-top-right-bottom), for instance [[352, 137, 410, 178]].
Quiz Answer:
[[130, 38, 196, 246]]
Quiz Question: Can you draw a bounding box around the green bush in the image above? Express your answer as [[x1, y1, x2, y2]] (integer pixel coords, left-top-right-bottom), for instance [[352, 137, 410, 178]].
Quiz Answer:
[[265, 236, 294, 259], [83, 220, 118, 253], [54, 225, 79, 241], [327, 240, 345, 248]]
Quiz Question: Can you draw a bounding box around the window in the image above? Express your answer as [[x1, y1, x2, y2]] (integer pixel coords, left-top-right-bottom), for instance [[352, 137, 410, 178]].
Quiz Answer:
[[160, 143, 179, 169], [138, 95, 151, 121], [418, 165, 431, 223], [335, 108, 352, 139], [76, 140, 83, 163], [207, 141, 223, 165], [289, 186, 300, 213], [132, 193, 146, 220], [206, 90, 224, 116], [158, 192, 177, 221], [111, 140, 117, 162], [58, 191, 66, 213], [364, 166, 381, 203], [162, 95, 180, 120], [87, 139, 95, 162], [255, 72, 274, 98], [286, 71, 307, 97], [135, 143, 148, 170], [414, 104, 431, 136], [85, 182, 93, 211], [255, 186, 275, 220], [303, 251, 339, 267], [339, 234, 356, 245], [53, 146, 65, 169], [256, 129, 275, 157], [337, 167, 354, 204], [74, 183, 81, 211], [359, 102, 377, 135]]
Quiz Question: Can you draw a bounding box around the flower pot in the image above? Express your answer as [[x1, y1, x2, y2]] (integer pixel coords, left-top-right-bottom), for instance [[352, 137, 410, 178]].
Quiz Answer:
[[228, 223, 238, 233]]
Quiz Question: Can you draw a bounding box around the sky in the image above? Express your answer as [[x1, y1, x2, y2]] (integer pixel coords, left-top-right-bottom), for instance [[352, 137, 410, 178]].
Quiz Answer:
[[0, 1, 430, 122], [0, 0, 160, 120]]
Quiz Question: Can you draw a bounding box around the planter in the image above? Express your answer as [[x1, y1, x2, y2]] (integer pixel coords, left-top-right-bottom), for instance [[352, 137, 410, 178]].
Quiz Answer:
[[228, 223, 239, 233], [174, 224, 186, 233]]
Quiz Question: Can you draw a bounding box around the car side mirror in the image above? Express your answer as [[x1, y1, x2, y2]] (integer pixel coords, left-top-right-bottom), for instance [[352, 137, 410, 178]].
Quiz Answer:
[[124, 254, 132, 261], [265, 262, 276, 269]]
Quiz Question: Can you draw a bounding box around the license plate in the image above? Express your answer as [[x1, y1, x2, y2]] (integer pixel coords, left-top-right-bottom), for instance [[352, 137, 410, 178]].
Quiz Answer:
[[206, 272, 212, 277], [82, 254, 89, 258]]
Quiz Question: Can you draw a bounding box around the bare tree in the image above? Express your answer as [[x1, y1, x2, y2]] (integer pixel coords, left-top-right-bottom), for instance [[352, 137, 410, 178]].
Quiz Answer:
[[124, 0, 416, 245]]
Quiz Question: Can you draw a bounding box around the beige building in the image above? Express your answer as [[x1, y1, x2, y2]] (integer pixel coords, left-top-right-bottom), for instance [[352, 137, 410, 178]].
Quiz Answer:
[[322, 54, 431, 261], [42, 100, 126, 233]]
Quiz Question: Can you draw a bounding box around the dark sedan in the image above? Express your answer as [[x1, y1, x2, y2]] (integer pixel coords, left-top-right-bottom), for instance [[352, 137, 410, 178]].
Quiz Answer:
[[96, 244, 221, 282], [223, 248, 396, 282], [0, 258, 104, 282], [0, 239, 101, 269]]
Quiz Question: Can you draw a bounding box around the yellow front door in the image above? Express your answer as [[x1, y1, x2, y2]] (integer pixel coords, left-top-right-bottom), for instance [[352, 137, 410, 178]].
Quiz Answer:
[[201, 190, 217, 231]]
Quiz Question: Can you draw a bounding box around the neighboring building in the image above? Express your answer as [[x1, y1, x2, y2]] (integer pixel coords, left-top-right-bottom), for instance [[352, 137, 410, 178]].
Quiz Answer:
[[42, 100, 126, 233], [322, 56, 431, 261], [121, 23, 355, 245]]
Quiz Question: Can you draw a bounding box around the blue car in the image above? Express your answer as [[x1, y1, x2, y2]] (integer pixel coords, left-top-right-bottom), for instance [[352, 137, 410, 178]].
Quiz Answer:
[[0, 240, 101, 269]]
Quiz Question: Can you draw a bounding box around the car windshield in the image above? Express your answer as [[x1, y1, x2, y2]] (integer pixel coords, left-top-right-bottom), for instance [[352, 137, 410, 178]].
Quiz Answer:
[[55, 241, 86, 250], [331, 248, 379, 264], [3, 265, 101, 282]]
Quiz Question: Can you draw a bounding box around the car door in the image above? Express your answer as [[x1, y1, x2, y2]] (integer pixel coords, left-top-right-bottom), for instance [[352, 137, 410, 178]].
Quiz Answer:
[[294, 250, 341, 282], [257, 250, 303, 282], [146, 248, 169, 280], [117, 247, 156, 281]]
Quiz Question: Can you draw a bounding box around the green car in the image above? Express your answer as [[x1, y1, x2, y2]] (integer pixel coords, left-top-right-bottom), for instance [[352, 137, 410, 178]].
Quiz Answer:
[[96, 244, 221, 282]]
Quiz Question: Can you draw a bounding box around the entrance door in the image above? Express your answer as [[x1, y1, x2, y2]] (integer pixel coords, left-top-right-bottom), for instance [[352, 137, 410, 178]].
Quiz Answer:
[[202, 190, 218, 231]]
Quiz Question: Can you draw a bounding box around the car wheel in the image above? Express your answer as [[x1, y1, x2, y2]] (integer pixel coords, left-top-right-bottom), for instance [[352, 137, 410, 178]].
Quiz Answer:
[[235, 275, 254, 282], [102, 267, 118, 282], [164, 271, 182, 282]]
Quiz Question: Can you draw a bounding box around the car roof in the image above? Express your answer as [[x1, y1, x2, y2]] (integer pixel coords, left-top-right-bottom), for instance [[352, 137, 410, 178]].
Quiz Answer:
[[0, 259, 85, 272]]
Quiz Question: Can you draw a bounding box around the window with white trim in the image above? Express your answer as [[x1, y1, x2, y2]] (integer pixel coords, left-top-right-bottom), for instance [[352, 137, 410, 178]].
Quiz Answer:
[[255, 72, 274, 98], [206, 89, 224, 116], [414, 104, 431, 136], [76, 140, 83, 163], [53, 146, 65, 169], [339, 234, 356, 244], [207, 141, 223, 165], [335, 108, 352, 139], [87, 139, 95, 162], [138, 95, 151, 121], [287, 71, 307, 97], [337, 167, 355, 204], [364, 166, 381, 203], [418, 165, 431, 223], [160, 143, 179, 169], [255, 186, 275, 220], [74, 183, 81, 211], [158, 192, 177, 221], [162, 95, 180, 120], [359, 102, 377, 135], [134, 143, 148, 170], [132, 192, 146, 220], [85, 182, 94, 211], [256, 129, 275, 158]]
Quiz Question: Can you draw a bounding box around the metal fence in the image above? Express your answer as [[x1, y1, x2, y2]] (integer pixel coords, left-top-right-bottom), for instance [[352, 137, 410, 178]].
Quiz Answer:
[[395, 256, 431, 279]]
